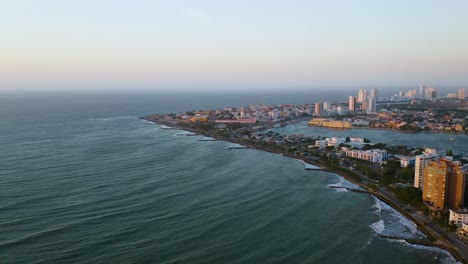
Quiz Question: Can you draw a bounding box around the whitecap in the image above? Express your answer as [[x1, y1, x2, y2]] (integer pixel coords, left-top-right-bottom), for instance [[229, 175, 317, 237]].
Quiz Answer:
[[387, 239, 460, 264], [372, 196, 382, 215], [373, 197, 425, 239], [334, 188, 348, 193], [327, 174, 360, 191], [370, 219, 385, 234]]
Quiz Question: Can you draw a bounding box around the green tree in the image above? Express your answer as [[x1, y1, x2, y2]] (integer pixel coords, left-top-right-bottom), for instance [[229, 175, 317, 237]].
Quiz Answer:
[[393, 186, 423, 206]]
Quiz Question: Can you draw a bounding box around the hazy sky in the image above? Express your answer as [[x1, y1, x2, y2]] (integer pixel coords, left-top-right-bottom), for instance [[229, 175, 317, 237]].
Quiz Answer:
[[1, 0, 468, 91]]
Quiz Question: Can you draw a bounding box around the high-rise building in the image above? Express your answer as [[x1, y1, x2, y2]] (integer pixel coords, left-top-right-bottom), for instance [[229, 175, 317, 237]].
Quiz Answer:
[[357, 89, 365, 103], [314, 102, 324, 116], [367, 96, 376, 114], [323, 101, 330, 111], [422, 158, 465, 210], [419, 84, 425, 99], [459, 88, 466, 99], [425, 87, 437, 101], [414, 155, 425, 188], [414, 149, 438, 189], [447, 161, 465, 210], [348, 96, 355, 112], [370, 88, 377, 99]]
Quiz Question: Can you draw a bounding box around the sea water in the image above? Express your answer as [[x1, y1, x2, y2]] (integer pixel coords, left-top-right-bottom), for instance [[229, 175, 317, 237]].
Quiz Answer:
[[0, 92, 459, 263]]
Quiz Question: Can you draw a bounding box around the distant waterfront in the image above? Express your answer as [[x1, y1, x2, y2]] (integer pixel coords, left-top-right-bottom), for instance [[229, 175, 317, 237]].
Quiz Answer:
[[271, 121, 467, 154]]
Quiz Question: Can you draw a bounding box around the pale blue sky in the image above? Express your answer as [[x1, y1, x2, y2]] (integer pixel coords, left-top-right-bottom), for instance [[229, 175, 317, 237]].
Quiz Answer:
[[1, 0, 467, 91]]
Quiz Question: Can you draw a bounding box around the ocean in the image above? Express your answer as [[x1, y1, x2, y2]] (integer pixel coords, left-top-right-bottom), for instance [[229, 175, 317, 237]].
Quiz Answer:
[[0, 91, 460, 263]]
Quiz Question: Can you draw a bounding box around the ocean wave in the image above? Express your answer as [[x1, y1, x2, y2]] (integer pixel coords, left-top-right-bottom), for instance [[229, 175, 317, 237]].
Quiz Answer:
[[371, 197, 425, 239], [372, 197, 382, 214], [388, 239, 460, 264], [370, 219, 385, 234], [334, 188, 348, 193], [327, 175, 360, 192]]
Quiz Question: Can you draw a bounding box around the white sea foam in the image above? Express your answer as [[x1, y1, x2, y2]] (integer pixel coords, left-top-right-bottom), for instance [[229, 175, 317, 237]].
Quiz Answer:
[[327, 175, 360, 191], [335, 188, 348, 193], [371, 197, 425, 239], [226, 143, 243, 148], [296, 159, 321, 170], [370, 220, 385, 234], [175, 131, 196, 136], [398, 213, 419, 234], [372, 197, 382, 214], [387, 239, 460, 264]]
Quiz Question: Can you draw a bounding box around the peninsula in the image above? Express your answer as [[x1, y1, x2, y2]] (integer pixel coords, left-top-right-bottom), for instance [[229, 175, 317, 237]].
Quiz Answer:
[[141, 88, 467, 262]]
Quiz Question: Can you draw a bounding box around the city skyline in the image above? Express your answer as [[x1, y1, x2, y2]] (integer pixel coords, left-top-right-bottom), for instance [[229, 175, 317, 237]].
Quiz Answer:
[[1, 0, 468, 91]]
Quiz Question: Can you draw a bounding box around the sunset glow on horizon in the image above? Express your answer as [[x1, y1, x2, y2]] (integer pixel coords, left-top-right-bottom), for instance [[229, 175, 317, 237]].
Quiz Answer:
[[1, 0, 468, 91]]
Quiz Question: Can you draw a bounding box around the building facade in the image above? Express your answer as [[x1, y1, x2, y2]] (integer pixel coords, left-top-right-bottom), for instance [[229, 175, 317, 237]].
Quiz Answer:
[[422, 159, 465, 211], [449, 209, 468, 227], [349, 96, 356, 112]]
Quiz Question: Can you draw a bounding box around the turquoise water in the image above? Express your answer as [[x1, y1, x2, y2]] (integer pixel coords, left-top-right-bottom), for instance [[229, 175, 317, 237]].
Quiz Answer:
[[0, 93, 459, 263]]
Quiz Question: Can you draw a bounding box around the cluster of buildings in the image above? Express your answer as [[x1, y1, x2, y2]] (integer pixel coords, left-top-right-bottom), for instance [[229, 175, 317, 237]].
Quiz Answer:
[[381, 86, 465, 102], [308, 107, 466, 132], [312, 136, 387, 163], [348, 88, 378, 114], [410, 149, 467, 226]]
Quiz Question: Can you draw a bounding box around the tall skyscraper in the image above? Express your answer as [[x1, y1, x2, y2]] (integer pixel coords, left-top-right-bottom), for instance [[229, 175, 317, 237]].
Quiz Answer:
[[422, 158, 465, 210], [348, 96, 355, 112], [366, 96, 376, 114], [414, 155, 427, 189], [414, 149, 437, 189], [419, 84, 425, 99], [459, 88, 466, 99], [357, 89, 365, 103], [314, 102, 324, 116], [370, 88, 377, 99], [425, 87, 437, 101]]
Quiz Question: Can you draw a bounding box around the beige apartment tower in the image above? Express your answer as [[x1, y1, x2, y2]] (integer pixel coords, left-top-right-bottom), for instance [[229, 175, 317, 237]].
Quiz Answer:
[[422, 159, 465, 211]]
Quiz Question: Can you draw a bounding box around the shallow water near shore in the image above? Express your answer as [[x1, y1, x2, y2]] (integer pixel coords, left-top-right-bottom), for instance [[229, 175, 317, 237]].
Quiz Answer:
[[0, 93, 460, 263]]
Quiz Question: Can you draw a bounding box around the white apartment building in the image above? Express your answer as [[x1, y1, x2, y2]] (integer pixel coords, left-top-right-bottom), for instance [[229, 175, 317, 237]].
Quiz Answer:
[[450, 209, 468, 227], [345, 149, 387, 163], [315, 137, 346, 149], [413, 148, 438, 189]]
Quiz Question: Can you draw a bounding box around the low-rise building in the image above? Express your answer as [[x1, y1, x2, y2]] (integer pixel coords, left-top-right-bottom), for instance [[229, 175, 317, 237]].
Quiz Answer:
[[315, 137, 346, 149], [344, 149, 387, 163], [308, 118, 351, 128], [450, 209, 468, 227]]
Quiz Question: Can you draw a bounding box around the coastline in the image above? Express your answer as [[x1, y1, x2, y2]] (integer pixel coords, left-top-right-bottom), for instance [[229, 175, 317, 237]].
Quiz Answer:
[[351, 125, 467, 135], [303, 121, 466, 135], [141, 116, 466, 263]]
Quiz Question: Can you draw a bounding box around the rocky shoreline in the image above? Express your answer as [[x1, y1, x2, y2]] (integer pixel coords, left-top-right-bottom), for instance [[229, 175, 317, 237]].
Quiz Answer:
[[141, 115, 466, 263]]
